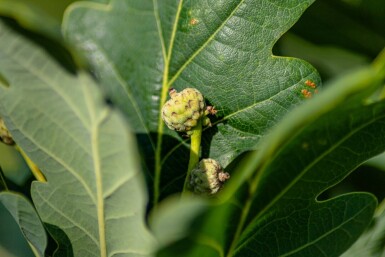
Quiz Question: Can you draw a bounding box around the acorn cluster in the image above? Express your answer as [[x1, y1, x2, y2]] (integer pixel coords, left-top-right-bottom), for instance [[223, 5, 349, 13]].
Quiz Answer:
[[161, 87, 230, 196]]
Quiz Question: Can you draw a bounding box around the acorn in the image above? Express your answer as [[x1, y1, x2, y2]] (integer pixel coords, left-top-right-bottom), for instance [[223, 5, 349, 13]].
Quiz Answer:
[[0, 118, 15, 145], [190, 158, 230, 196], [162, 88, 215, 135]]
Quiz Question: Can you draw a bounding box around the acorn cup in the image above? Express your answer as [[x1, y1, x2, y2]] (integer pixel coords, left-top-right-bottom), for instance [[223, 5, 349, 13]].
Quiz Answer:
[[0, 117, 14, 145], [161, 88, 214, 135], [189, 158, 230, 196]]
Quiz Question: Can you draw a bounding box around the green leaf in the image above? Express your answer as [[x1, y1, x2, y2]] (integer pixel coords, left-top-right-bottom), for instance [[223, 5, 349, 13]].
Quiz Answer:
[[0, 20, 155, 257], [157, 58, 385, 256], [341, 204, 385, 257], [0, 192, 47, 257], [149, 196, 208, 249], [63, 0, 320, 204]]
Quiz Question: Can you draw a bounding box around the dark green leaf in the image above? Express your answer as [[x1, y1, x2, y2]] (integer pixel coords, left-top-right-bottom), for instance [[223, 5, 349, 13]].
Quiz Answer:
[[63, 0, 320, 205], [0, 192, 47, 257], [341, 204, 385, 257], [158, 59, 385, 256]]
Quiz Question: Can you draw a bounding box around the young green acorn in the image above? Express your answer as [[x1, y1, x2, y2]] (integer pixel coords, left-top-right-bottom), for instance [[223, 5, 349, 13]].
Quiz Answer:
[[0, 117, 15, 145], [161, 88, 216, 135], [190, 158, 230, 196]]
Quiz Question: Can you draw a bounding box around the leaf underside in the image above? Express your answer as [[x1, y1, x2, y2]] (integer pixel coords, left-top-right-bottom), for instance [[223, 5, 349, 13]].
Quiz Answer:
[[0, 20, 154, 257]]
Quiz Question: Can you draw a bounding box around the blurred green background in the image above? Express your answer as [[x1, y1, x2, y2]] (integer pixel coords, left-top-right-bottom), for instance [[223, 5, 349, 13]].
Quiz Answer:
[[0, 0, 384, 256]]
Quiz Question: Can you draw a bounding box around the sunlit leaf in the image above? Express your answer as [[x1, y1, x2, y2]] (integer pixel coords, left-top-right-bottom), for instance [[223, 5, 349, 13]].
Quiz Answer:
[[63, 0, 320, 205]]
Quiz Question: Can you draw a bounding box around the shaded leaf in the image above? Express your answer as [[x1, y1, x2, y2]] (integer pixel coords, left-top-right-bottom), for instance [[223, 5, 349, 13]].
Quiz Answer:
[[0, 20, 155, 257], [341, 204, 385, 257], [0, 192, 47, 257], [63, 0, 320, 204], [149, 196, 208, 249], [158, 58, 385, 256]]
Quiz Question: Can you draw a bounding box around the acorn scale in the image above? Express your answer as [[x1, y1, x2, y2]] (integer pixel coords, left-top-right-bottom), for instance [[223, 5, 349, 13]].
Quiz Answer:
[[190, 158, 230, 196], [0, 117, 15, 145], [162, 88, 207, 134]]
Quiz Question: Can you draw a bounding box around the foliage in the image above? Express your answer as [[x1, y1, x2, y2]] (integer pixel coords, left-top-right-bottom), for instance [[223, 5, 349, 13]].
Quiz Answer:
[[0, 0, 384, 257]]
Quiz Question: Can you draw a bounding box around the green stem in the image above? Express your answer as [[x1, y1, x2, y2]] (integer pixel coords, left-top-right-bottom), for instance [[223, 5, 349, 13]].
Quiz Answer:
[[372, 47, 385, 99], [16, 146, 46, 182], [182, 119, 202, 193]]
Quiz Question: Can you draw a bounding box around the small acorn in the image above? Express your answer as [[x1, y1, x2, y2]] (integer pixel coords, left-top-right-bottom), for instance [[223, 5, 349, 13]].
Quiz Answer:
[[190, 158, 230, 196], [0, 118, 15, 145], [162, 88, 215, 135]]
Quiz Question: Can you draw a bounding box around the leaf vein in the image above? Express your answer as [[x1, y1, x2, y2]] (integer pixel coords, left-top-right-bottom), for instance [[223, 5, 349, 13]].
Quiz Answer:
[[6, 112, 97, 204], [237, 112, 385, 253], [4, 40, 90, 129], [82, 78, 108, 257], [279, 203, 371, 257], [167, 0, 245, 86], [35, 189, 99, 247], [88, 42, 156, 151]]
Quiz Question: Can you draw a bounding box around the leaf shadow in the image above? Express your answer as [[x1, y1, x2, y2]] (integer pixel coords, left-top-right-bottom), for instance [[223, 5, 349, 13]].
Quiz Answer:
[[201, 106, 225, 159], [44, 223, 73, 257], [137, 133, 190, 203]]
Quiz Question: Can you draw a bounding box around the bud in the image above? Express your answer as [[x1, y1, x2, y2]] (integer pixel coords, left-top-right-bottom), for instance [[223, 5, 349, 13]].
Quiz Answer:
[[162, 88, 217, 135], [162, 88, 206, 133]]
